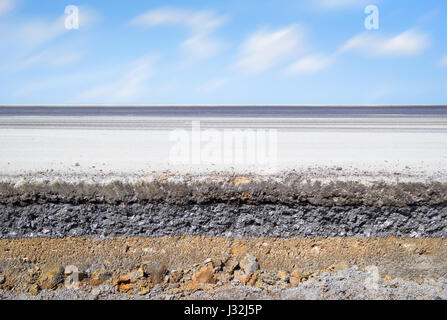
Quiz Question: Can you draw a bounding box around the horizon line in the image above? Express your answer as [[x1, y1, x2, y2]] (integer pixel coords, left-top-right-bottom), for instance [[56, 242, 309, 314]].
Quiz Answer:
[[1, 104, 447, 108]]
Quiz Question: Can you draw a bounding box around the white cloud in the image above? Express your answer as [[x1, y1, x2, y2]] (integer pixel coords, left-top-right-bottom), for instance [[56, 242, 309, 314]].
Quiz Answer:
[[132, 8, 226, 31], [132, 8, 226, 60], [286, 54, 334, 75], [0, 0, 16, 16], [235, 24, 305, 74], [181, 33, 224, 61], [339, 29, 430, 57], [76, 56, 155, 103]]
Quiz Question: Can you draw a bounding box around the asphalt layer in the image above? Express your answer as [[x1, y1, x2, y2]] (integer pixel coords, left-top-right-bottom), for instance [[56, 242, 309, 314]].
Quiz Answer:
[[1, 178, 447, 207], [1, 177, 446, 238]]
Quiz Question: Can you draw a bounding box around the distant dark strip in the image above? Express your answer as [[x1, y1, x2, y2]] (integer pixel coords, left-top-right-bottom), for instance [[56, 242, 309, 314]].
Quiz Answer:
[[1, 106, 447, 118]]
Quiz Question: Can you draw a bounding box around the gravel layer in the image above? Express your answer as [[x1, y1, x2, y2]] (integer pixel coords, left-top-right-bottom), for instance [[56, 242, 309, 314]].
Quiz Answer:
[[1, 203, 446, 238]]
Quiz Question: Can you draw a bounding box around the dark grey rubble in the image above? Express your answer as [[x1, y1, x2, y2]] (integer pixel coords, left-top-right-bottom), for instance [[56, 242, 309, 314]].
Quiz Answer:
[[1, 203, 446, 239]]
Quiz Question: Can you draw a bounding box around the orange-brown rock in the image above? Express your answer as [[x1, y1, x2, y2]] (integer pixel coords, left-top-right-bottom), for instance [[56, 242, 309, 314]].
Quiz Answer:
[[290, 268, 303, 286], [277, 271, 289, 283], [192, 263, 216, 285], [89, 269, 112, 286], [28, 283, 40, 295], [169, 271, 183, 284], [39, 264, 64, 290], [247, 272, 259, 286]]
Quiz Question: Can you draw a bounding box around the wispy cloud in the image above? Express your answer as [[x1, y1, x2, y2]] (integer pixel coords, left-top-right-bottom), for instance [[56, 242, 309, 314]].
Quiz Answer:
[[181, 33, 224, 61], [76, 56, 155, 103], [14, 47, 84, 71], [1, 6, 99, 50], [235, 24, 305, 74], [0, 0, 16, 16], [285, 54, 334, 75], [312, 0, 376, 10], [285, 27, 428, 75], [132, 8, 226, 31], [132, 8, 227, 60], [197, 77, 229, 93], [10, 16, 67, 49], [440, 55, 447, 67], [339, 29, 430, 57]]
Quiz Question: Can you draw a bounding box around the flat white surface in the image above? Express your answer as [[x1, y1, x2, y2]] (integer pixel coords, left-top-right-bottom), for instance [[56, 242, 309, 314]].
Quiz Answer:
[[0, 116, 446, 181]]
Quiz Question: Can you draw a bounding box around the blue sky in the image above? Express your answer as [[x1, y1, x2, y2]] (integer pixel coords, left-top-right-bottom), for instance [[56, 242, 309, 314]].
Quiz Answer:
[[0, 0, 446, 104]]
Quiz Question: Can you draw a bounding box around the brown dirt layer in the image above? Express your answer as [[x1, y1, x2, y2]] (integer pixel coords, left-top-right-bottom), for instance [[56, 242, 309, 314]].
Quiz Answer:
[[0, 237, 446, 296]]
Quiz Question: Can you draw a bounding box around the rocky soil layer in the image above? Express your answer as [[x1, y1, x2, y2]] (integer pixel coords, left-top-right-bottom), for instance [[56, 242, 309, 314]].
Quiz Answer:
[[0, 237, 446, 300], [2, 267, 447, 300]]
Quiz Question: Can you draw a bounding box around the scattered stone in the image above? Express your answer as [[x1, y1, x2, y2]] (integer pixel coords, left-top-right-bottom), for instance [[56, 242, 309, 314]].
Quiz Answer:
[[290, 269, 303, 286], [28, 284, 40, 296], [138, 287, 151, 296], [90, 269, 113, 286], [260, 273, 280, 285], [27, 267, 40, 283], [225, 258, 240, 273], [233, 270, 249, 284], [113, 274, 135, 294], [278, 271, 289, 283], [192, 263, 216, 285], [217, 272, 232, 283], [39, 264, 65, 290], [141, 262, 167, 284], [91, 287, 102, 298], [0, 275, 5, 285], [301, 271, 314, 282], [247, 272, 259, 286], [240, 255, 259, 276], [383, 275, 393, 282], [169, 270, 183, 284]]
